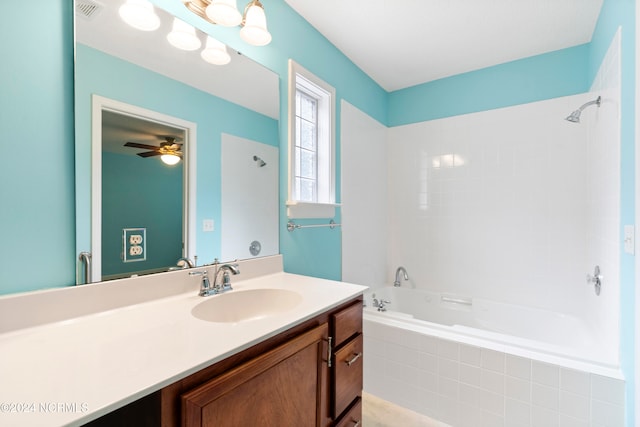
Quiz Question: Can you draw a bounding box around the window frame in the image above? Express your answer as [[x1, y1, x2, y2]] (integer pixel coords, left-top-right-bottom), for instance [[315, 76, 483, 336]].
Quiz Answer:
[[287, 60, 337, 218]]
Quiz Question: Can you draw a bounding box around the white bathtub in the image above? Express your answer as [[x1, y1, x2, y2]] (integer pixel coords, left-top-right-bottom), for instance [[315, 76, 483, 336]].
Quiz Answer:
[[363, 286, 625, 426]]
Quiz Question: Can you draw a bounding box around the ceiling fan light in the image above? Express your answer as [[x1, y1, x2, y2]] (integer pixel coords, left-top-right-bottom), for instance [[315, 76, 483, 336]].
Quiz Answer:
[[201, 36, 231, 65], [205, 0, 242, 27], [118, 0, 160, 31], [161, 154, 181, 165], [240, 2, 271, 46], [167, 18, 202, 51]]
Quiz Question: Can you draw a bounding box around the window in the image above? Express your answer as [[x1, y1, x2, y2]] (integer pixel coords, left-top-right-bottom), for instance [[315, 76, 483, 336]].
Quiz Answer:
[[287, 60, 337, 218]]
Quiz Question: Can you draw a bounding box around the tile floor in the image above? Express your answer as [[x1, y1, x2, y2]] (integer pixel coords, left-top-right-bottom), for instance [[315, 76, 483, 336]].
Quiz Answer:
[[362, 392, 450, 427]]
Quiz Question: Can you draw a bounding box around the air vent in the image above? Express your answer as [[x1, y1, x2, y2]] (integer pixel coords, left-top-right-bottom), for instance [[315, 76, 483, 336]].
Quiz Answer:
[[75, 0, 104, 20]]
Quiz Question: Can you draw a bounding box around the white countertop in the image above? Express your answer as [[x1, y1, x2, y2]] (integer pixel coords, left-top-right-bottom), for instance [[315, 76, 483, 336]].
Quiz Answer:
[[0, 258, 366, 426]]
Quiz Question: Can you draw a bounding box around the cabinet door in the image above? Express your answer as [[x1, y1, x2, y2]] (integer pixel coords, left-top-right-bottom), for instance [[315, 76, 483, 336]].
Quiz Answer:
[[181, 323, 329, 427]]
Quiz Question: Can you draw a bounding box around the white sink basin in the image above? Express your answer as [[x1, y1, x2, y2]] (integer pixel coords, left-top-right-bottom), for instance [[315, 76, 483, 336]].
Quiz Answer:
[[191, 289, 303, 323]]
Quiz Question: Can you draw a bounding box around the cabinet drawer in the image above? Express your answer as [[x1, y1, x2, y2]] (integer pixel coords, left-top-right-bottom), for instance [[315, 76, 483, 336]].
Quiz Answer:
[[334, 398, 362, 427], [331, 301, 362, 347], [333, 334, 363, 418]]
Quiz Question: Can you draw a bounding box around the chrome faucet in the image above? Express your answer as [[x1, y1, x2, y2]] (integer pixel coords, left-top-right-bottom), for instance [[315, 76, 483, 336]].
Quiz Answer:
[[214, 263, 240, 293], [190, 270, 213, 296], [176, 257, 195, 268], [393, 266, 409, 287], [372, 294, 390, 312]]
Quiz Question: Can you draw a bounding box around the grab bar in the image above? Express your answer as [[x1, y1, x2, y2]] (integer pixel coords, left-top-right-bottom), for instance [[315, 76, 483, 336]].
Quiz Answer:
[[441, 295, 472, 306], [77, 252, 92, 285]]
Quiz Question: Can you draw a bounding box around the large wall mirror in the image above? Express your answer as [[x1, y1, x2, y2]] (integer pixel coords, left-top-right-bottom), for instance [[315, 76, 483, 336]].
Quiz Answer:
[[75, 0, 280, 283]]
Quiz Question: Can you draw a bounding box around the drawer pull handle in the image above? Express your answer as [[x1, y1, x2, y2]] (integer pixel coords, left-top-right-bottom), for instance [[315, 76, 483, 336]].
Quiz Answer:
[[345, 352, 362, 366], [352, 419, 361, 427]]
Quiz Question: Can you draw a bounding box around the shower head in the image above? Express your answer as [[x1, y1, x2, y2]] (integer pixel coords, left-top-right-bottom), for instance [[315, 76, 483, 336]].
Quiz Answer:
[[253, 155, 266, 167], [565, 96, 601, 123]]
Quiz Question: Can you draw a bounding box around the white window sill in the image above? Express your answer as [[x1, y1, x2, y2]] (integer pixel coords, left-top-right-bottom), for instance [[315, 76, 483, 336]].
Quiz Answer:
[[286, 201, 341, 219]]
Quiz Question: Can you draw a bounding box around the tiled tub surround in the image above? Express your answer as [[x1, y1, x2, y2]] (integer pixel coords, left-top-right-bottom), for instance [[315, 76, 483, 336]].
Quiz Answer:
[[364, 314, 625, 427]]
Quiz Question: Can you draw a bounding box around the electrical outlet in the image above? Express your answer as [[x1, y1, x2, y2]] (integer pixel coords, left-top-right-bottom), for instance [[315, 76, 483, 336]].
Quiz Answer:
[[123, 228, 146, 262]]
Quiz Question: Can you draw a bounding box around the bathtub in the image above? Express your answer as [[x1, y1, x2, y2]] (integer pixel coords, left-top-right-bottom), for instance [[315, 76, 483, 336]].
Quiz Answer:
[[363, 286, 625, 426]]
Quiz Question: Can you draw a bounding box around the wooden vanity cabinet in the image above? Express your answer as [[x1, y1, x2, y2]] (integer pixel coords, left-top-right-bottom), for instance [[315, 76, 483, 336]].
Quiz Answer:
[[87, 297, 363, 427]]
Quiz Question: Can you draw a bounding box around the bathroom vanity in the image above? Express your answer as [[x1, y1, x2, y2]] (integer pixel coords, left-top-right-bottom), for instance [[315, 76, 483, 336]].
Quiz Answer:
[[0, 256, 366, 427]]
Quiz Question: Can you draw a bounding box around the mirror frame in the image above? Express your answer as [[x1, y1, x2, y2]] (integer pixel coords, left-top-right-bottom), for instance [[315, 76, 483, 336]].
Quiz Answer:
[[90, 95, 197, 282]]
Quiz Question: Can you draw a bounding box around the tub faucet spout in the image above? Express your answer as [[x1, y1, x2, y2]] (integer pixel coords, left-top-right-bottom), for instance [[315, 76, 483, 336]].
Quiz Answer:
[[394, 266, 409, 287]]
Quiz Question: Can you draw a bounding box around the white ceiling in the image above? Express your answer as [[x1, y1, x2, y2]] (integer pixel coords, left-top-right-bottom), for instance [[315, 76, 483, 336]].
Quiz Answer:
[[284, 0, 604, 91]]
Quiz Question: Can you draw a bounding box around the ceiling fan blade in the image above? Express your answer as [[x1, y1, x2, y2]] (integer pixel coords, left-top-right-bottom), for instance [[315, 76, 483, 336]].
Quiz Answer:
[[125, 142, 160, 150], [137, 151, 162, 158]]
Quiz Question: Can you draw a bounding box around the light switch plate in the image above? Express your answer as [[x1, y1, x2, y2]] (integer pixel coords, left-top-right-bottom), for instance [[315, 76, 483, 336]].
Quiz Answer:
[[203, 219, 214, 232], [624, 225, 635, 255]]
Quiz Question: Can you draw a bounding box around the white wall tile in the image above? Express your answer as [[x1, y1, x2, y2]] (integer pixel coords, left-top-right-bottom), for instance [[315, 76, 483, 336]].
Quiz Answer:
[[591, 375, 625, 405], [559, 414, 589, 427], [506, 355, 531, 380], [506, 376, 532, 403], [460, 343, 482, 366], [505, 398, 532, 426], [481, 410, 505, 427], [560, 368, 590, 396], [479, 389, 504, 415], [532, 361, 560, 387], [532, 383, 560, 411], [559, 390, 589, 420], [482, 349, 505, 373], [437, 339, 459, 360], [438, 377, 459, 400], [532, 405, 559, 427], [481, 369, 505, 395], [460, 363, 482, 387], [590, 399, 624, 426], [438, 357, 459, 380]]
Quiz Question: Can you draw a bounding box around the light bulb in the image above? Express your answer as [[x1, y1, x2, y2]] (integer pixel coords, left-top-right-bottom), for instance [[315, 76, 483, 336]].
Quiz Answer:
[[201, 36, 231, 65], [205, 0, 242, 27], [161, 154, 181, 165], [167, 18, 202, 51], [240, 2, 271, 46], [118, 0, 160, 31]]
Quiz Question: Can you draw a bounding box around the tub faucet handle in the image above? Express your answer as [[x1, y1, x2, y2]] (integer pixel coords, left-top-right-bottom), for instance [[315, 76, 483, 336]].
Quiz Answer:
[[586, 265, 603, 296], [372, 296, 390, 312]]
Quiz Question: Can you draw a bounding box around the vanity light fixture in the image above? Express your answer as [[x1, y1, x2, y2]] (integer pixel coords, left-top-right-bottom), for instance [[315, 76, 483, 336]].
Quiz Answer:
[[183, 0, 272, 46], [118, 0, 160, 31], [167, 18, 202, 51], [161, 153, 181, 166], [201, 36, 231, 65]]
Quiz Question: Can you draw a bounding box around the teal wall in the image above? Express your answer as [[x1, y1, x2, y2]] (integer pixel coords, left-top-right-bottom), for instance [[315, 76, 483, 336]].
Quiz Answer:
[[389, 44, 590, 126], [0, 0, 75, 294], [101, 152, 182, 277], [75, 44, 279, 267]]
